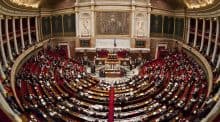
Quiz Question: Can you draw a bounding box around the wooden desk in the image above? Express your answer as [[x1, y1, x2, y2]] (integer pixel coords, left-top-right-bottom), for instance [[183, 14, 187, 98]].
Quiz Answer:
[[105, 69, 121, 77]]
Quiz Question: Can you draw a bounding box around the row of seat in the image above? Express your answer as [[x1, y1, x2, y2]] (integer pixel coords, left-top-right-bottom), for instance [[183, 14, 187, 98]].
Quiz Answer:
[[14, 46, 215, 122]]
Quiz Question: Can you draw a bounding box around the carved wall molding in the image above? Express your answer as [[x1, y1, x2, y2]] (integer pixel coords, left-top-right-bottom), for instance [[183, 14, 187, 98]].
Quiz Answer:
[[0, 0, 40, 16]]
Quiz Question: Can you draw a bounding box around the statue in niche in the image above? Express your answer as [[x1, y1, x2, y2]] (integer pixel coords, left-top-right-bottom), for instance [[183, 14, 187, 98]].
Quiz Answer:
[[81, 18, 90, 36], [136, 18, 145, 36]]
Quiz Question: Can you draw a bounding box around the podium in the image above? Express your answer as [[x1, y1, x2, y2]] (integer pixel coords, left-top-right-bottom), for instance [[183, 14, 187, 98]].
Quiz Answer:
[[95, 53, 129, 66], [104, 69, 121, 77], [95, 51, 128, 77], [104, 53, 121, 77], [105, 53, 119, 64]]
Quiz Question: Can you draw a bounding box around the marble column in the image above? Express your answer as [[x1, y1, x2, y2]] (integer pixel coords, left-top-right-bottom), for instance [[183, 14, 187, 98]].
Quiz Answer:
[[146, 9, 151, 38], [212, 18, 219, 63], [0, 62, 6, 80], [0, 18, 8, 67], [20, 18, 25, 50], [91, 0, 95, 37], [62, 15, 64, 36], [0, 92, 23, 122], [5, 18, 14, 61], [200, 19, 206, 52], [0, 82, 7, 97], [27, 17, 32, 45], [35, 16, 39, 42], [216, 55, 220, 69], [75, 7, 79, 37], [193, 18, 198, 47], [12, 18, 19, 55], [186, 18, 191, 44], [206, 19, 212, 56], [131, 0, 135, 38], [50, 17, 53, 37]]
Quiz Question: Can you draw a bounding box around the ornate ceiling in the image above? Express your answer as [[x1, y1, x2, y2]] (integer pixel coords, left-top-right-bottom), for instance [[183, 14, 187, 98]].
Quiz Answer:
[[8, 0, 66, 8], [162, 0, 216, 9], [7, 0, 217, 9], [9, 0, 41, 8], [184, 0, 215, 9]]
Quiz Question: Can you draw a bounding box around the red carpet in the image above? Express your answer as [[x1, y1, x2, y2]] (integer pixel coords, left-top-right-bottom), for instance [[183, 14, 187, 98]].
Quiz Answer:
[[0, 108, 11, 122], [213, 113, 220, 122], [108, 87, 115, 122]]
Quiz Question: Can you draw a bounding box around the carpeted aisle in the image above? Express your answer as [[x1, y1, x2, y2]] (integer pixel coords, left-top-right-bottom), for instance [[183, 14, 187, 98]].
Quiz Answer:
[[0, 108, 12, 122], [108, 87, 115, 122]]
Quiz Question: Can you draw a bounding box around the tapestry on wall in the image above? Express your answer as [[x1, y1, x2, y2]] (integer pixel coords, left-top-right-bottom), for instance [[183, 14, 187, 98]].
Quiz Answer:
[[42, 17, 51, 37], [163, 16, 174, 36], [96, 12, 130, 35], [150, 14, 162, 34], [63, 14, 76, 35], [175, 18, 184, 39], [52, 15, 62, 35]]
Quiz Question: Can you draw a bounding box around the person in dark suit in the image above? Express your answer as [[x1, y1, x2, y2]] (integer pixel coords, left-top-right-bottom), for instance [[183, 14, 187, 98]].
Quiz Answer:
[[91, 64, 96, 74]]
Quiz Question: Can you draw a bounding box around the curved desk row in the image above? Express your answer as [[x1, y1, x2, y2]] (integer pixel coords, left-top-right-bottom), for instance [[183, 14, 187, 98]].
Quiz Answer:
[[8, 38, 214, 121], [10, 39, 49, 111], [176, 40, 213, 96]]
